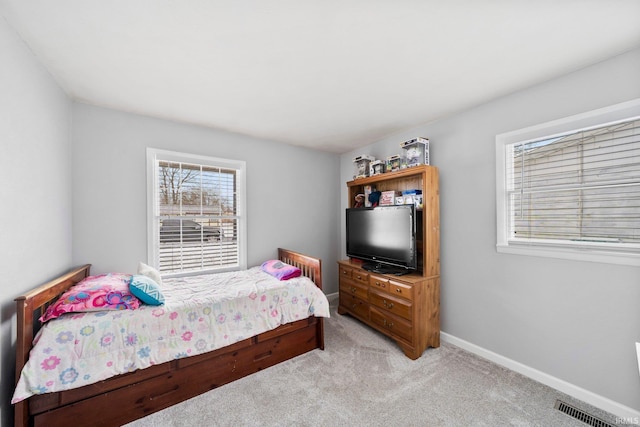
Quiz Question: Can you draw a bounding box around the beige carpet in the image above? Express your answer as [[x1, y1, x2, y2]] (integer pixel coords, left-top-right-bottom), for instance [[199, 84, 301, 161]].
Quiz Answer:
[[126, 302, 616, 426]]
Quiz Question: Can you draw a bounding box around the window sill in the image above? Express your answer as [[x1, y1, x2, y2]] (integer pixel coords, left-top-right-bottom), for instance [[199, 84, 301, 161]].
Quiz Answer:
[[496, 243, 640, 266]]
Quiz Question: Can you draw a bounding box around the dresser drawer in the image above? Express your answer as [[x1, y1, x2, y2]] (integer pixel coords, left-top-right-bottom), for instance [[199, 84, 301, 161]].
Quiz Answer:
[[369, 275, 413, 302], [370, 307, 413, 344], [369, 289, 412, 321], [369, 274, 390, 292], [351, 269, 369, 285], [339, 266, 352, 279], [388, 279, 413, 301], [340, 294, 369, 319], [339, 278, 368, 301]]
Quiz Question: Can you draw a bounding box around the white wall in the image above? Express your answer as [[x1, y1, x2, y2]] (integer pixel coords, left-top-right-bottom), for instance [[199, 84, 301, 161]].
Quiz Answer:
[[0, 16, 72, 426], [3, 4, 638, 419], [340, 48, 640, 415], [71, 103, 341, 292]]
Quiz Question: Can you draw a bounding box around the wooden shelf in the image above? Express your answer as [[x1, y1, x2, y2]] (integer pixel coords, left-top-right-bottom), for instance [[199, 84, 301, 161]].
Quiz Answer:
[[346, 165, 439, 278]]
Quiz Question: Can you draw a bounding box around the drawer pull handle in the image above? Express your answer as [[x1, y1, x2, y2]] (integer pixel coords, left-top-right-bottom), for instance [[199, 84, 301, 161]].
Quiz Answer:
[[382, 319, 394, 329], [150, 385, 179, 400], [376, 281, 386, 288], [352, 303, 357, 309], [350, 287, 357, 293], [395, 288, 401, 293], [383, 300, 394, 309], [254, 351, 272, 362], [356, 275, 362, 280]]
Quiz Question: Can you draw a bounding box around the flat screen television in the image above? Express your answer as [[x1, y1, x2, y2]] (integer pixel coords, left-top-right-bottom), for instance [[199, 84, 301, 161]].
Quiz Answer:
[[346, 205, 417, 275]]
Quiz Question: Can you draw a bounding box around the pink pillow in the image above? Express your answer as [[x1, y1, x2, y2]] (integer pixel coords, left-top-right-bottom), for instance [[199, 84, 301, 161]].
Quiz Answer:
[[260, 260, 301, 281], [40, 273, 140, 322]]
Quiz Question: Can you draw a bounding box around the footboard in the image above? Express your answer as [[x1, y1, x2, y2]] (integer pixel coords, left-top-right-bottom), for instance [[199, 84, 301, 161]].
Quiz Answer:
[[14, 249, 324, 427]]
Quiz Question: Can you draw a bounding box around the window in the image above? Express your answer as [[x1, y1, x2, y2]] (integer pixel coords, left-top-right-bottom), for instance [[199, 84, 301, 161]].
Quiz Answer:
[[147, 148, 247, 276], [496, 99, 640, 266]]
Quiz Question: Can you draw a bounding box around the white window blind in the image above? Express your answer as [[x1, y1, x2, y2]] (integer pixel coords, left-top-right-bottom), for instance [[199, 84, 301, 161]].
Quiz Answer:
[[506, 118, 640, 247], [496, 99, 640, 265], [147, 149, 246, 276], [496, 100, 640, 265]]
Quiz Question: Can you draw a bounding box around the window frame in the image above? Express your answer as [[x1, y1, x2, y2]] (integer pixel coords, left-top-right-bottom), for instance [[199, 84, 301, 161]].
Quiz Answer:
[[495, 98, 640, 266], [146, 148, 247, 277]]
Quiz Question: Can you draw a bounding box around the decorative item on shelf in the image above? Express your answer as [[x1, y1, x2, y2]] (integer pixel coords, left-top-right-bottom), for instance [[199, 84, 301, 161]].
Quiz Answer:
[[386, 154, 403, 172], [353, 154, 375, 179], [395, 196, 405, 205], [403, 189, 423, 209], [364, 185, 375, 207], [369, 159, 385, 176], [354, 193, 365, 208], [401, 137, 430, 167], [368, 191, 382, 207], [415, 194, 423, 209], [380, 190, 400, 206]]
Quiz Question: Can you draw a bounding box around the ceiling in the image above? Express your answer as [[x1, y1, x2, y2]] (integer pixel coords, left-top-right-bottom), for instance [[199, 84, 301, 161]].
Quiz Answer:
[[2, 1, 640, 153]]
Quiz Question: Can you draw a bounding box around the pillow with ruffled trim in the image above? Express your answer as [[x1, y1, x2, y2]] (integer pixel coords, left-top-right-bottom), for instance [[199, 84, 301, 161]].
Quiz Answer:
[[137, 262, 163, 286]]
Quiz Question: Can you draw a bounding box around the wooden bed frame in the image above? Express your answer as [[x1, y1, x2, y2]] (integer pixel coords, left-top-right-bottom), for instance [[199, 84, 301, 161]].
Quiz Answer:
[[14, 248, 324, 427]]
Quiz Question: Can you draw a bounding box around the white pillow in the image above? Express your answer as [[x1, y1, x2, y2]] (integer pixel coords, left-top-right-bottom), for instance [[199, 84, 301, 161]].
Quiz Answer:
[[137, 262, 163, 286]]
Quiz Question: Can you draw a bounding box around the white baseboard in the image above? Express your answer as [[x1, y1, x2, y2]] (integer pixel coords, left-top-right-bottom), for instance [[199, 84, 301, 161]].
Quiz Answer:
[[441, 332, 640, 420], [326, 291, 339, 304]]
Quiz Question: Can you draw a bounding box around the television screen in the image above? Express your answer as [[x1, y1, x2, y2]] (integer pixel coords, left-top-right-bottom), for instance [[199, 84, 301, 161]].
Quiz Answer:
[[346, 205, 417, 275]]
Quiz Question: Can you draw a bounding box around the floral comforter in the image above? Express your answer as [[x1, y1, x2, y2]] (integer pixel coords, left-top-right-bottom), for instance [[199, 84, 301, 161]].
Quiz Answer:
[[12, 267, 329, 403]]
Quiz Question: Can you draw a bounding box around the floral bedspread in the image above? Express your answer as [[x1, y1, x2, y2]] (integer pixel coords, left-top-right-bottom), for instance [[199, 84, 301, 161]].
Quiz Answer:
[[12, 267, 329, 403]]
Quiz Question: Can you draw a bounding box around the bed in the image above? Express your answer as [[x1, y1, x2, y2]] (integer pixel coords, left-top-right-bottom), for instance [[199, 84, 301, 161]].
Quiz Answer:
[[13, 248, 327, 427]]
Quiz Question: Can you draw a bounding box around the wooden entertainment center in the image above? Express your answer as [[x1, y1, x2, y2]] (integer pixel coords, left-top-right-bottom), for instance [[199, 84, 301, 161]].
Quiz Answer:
[[338, 165, 440, 359]]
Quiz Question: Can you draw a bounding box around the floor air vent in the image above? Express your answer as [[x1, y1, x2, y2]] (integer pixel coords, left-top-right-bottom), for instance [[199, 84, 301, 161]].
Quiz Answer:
[[554, 400, 613, 427]]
